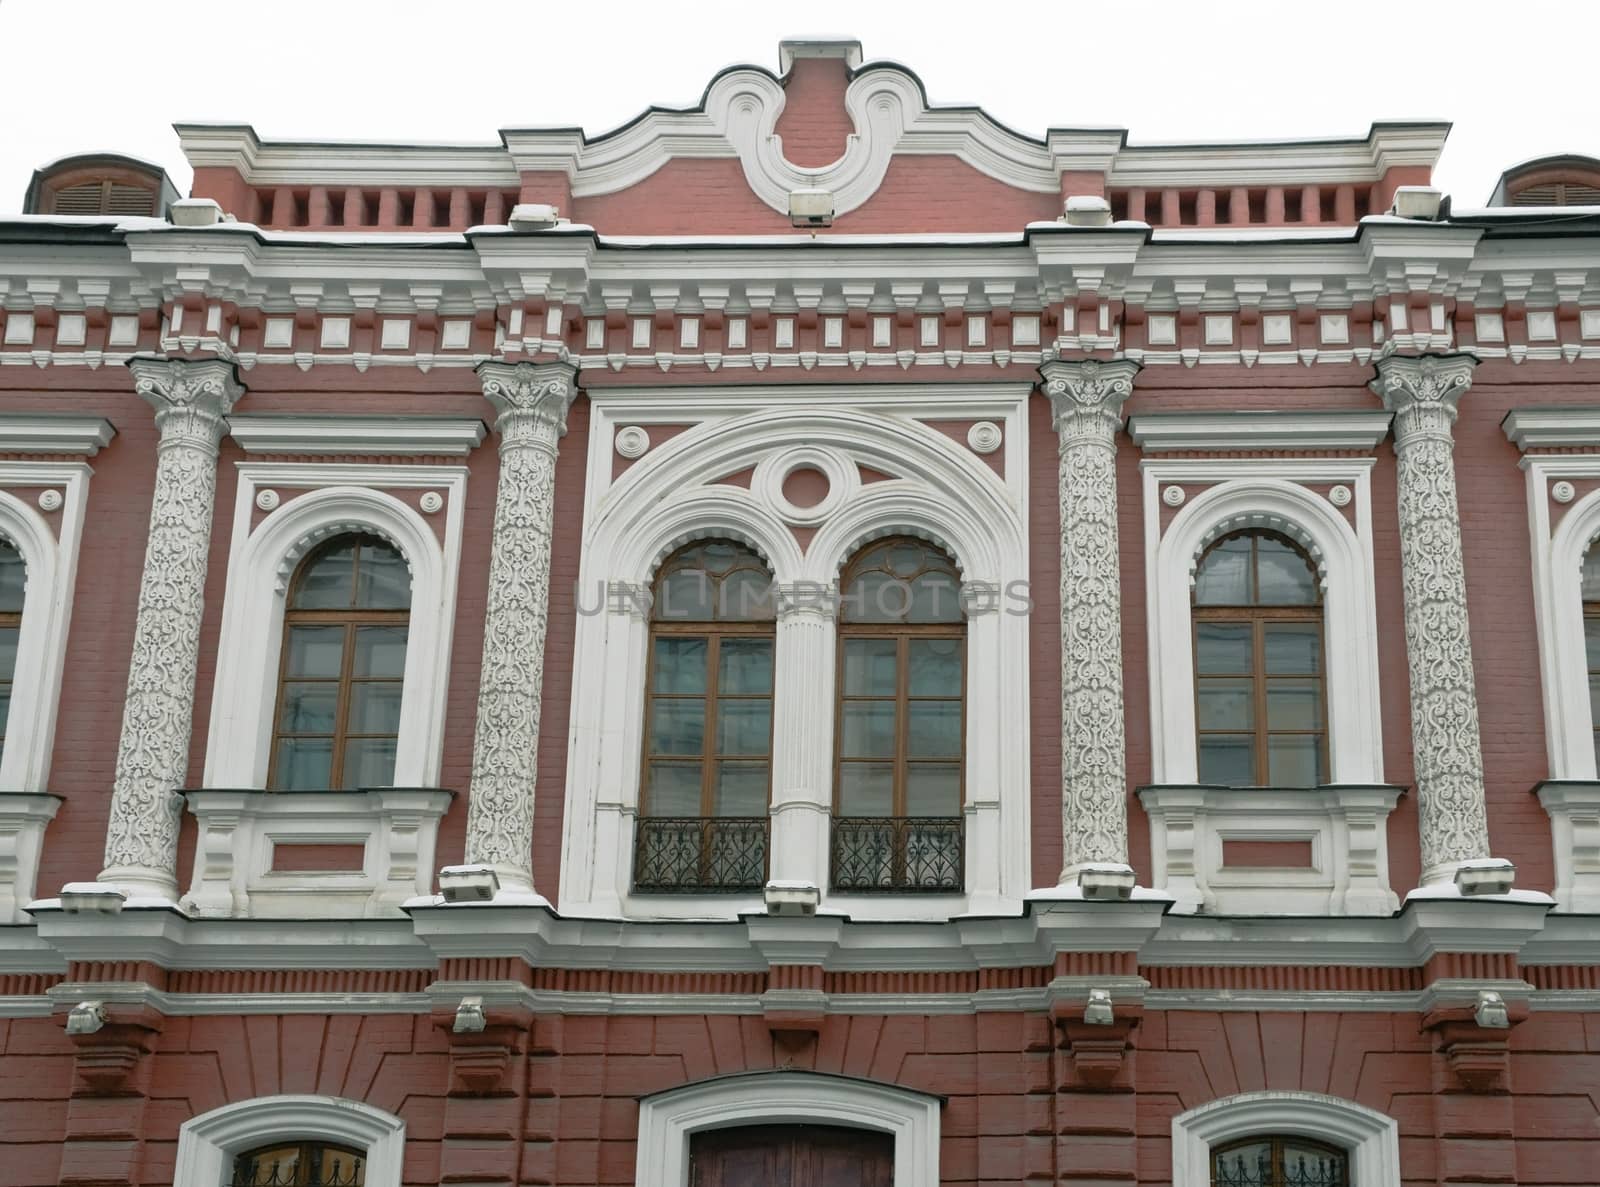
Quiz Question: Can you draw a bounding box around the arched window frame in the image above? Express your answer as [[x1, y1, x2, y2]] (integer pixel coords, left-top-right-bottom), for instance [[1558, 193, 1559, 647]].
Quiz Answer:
[[635, 1071, 941, 1187], [1533, 479, 1600, 781], [204, 467, 466, 790], [173, 1095, 404, 1187], [1191, 528, 1329, 788], [1148, 470, 1383, 786], [564, 388, 1031, 920], [0, 467, 92, 794], [1170, 1091, 1398, 1187]]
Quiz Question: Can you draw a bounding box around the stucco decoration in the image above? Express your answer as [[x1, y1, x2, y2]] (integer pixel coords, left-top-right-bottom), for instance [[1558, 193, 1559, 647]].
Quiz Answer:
[[461, 361, 578, 895], [99, 357, 244, 904], [1371, 353, 1492, 884], [1041, 359, 1140, 879]]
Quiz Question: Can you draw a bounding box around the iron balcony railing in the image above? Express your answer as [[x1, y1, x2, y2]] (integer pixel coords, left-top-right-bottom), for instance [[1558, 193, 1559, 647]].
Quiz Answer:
[[633, 816, 769, 892], [830, 815, 964, 893]]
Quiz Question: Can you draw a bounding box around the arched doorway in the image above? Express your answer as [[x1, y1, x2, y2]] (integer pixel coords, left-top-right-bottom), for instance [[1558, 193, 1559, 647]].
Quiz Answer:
[[690, 1123, 893, 1186]]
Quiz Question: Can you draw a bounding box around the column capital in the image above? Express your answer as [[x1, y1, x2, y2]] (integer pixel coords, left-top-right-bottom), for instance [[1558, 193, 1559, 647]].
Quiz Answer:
[[1369, 353, 1477, 444], [477, 360, 578, 452], [126, 356, 245, 448], [1040, 358, 1141, 446]]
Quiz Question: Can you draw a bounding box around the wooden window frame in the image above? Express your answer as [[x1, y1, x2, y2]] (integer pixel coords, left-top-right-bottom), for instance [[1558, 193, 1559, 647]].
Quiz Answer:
[[1192, 530, 1328, 788], [638, 542, 776, 820], [833, 539, 967, 819], [1210, 1134, 1348, 1187], [231, 1138, 366, 1187], [267, 534, 410, 792]]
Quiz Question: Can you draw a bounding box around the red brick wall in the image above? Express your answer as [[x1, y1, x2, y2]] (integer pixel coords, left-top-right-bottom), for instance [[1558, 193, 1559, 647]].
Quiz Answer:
[[2, 1005, 1596, 1185]]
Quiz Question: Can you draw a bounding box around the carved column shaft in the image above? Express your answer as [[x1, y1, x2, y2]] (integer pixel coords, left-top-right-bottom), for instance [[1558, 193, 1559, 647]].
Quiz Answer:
[[99, 358, 243, 902], [1372, 353, 1493, 883], [1041, 359, 1140, 881], [461, 362, 578, 894]]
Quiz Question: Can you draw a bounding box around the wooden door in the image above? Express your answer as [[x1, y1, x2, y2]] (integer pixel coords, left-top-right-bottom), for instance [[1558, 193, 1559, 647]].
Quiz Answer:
[[689, 1123, 894, 1187]]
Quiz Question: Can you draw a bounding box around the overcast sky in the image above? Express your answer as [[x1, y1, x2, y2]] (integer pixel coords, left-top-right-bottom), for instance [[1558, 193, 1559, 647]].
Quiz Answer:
[[3, 0, 1596, 215]]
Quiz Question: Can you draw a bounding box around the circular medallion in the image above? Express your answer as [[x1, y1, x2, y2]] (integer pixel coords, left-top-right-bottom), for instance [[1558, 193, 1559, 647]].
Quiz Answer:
[[255, 488, 280, 512], [1552, 480, 1577, 505], [1328, 484, 1353, 507], [419, 491, 444, 514], [37, 489, 63, 512], [967, 421, 1003, 454], [1162, 485, 1186, 507], [615, 425, 651, 459]]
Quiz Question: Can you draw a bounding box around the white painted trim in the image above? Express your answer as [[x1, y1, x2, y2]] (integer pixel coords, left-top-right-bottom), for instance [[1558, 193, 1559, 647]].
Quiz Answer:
[[181, 788, 453, 918], [1138, 784, 1402, 916], [1171, 1091, 1399, 1187], [0, 792, 61, 924], [1127, 410, 1392, 453], [563, 384, 1030, 920], [1502, 407, 1600, 451], [635, 1071, 940, 1187], [174, 1094, 405, 1187], [202, 464, 467, 789], [0, 463, 92, 794], [0, 415, 115, 455], [1521, 457, 1600, 782], [1141, 459, 1383, 785], [1536, 782, 1600, 912], [227, 415, 487, 456]]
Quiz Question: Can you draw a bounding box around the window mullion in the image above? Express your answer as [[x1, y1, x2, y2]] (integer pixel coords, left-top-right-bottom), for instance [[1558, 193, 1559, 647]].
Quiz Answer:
[[1255, 616, 1269, 785], [334, 618, 357, 790], [702, 634, 719, 818]]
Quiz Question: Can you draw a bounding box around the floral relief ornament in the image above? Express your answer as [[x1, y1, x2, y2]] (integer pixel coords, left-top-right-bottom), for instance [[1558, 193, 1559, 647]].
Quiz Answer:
[[1040, 358, 1141, 875], [1369, 353, 1492, 877], [462, 361, 578, 892], [100, 357, 245, 899]]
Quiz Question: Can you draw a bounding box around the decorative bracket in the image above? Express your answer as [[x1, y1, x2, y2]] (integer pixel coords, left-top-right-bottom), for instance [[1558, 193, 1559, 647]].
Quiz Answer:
[[432, 1003, 531, 1096]]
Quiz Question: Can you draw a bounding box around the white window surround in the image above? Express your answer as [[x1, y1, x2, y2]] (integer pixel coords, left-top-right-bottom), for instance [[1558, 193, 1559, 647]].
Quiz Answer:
[[566, 383, 1030, 921], [1170, 1091, 1399, 1187], [202, 463, 467, 790], [1514, 451, 1600, 781], [1127, 411, 1392, 454], [174, 1094, 405, 1187], [635, 1071, 940, 1187], [1141, 458, 1383, 787], [226, 414, 486, 457], [0, 462, 94, 793], [181, 787, 453, 918]]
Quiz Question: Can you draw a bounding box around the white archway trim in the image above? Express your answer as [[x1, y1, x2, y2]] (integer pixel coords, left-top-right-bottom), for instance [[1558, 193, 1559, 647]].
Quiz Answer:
[[174, 1094, 405, 1187], [636, 1071, 940, 1187], [1143, 460, 1382, 786], [565, 383, 1030, 921], [1170, 1091, 1399, 1187], [203, 463, 468, 790], [0, 464, 91, 794], [1524, 457, 1600, 781]]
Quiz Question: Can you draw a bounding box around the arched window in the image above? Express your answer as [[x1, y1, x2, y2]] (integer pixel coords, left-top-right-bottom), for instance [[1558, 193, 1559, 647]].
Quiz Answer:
[[1193, 530, 1326, 787], [0, 541, 21, 759], [1583, 541, 1600, 773], [832, 537, 965, 891], [268, 534, 410, 791], [230, 1140, 366, 1186], [635, 539, 775, 892], [1211, 1135, 1347, 1186]]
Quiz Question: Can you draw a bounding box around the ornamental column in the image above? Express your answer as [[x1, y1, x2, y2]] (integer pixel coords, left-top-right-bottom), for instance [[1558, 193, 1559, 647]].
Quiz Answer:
[[456, 361, 578, 899], [97, 357, 244, 903], [1371, 354, 1504, 890], [764, 596, 836, 911], [1040, 359, 1141, 895]]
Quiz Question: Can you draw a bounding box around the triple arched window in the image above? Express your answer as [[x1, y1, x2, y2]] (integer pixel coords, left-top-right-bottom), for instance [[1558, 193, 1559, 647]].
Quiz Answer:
[[268, 534, 411, 791], [632, 535, 967, 894], [0, 541, 20, 760], [1192, 530, 1327, 787]]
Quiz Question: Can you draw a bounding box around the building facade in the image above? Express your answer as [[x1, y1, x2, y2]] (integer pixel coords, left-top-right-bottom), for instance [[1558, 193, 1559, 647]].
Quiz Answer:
[[1, 38, 1599, 1187]]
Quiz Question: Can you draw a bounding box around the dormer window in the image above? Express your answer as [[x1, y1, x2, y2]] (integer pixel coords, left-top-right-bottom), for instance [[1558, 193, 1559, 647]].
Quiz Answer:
[[1490, 154, 1600, 207], [23, 153, 176, 217]]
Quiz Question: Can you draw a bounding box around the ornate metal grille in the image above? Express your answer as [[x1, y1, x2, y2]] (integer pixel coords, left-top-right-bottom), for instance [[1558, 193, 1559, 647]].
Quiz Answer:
[[1211, 1137, 1347, 1187], [230, 1141, 365, 1187], [830, 816, 963, 892], [633, 816, 768, 892]]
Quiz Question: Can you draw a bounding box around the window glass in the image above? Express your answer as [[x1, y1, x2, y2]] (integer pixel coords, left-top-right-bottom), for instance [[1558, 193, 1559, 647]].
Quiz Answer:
[[269, 534, 410, 791], [1211, 1135, 1347, 1187], [0, 543, 24, 756], [1193, 531, 1326, 787], [834, 538, 965, 892], [0, 542, 23, 613]]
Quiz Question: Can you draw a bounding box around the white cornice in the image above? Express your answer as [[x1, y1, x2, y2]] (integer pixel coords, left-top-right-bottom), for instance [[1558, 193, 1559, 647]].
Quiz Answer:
[[0, 415, 116, 455], [226, 415, 487, 456], [1108, 123, 1449, 189], [1128, 410, 1393, 452], [176, 123, 519, 188], [1502, 407, 1600, 451]]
